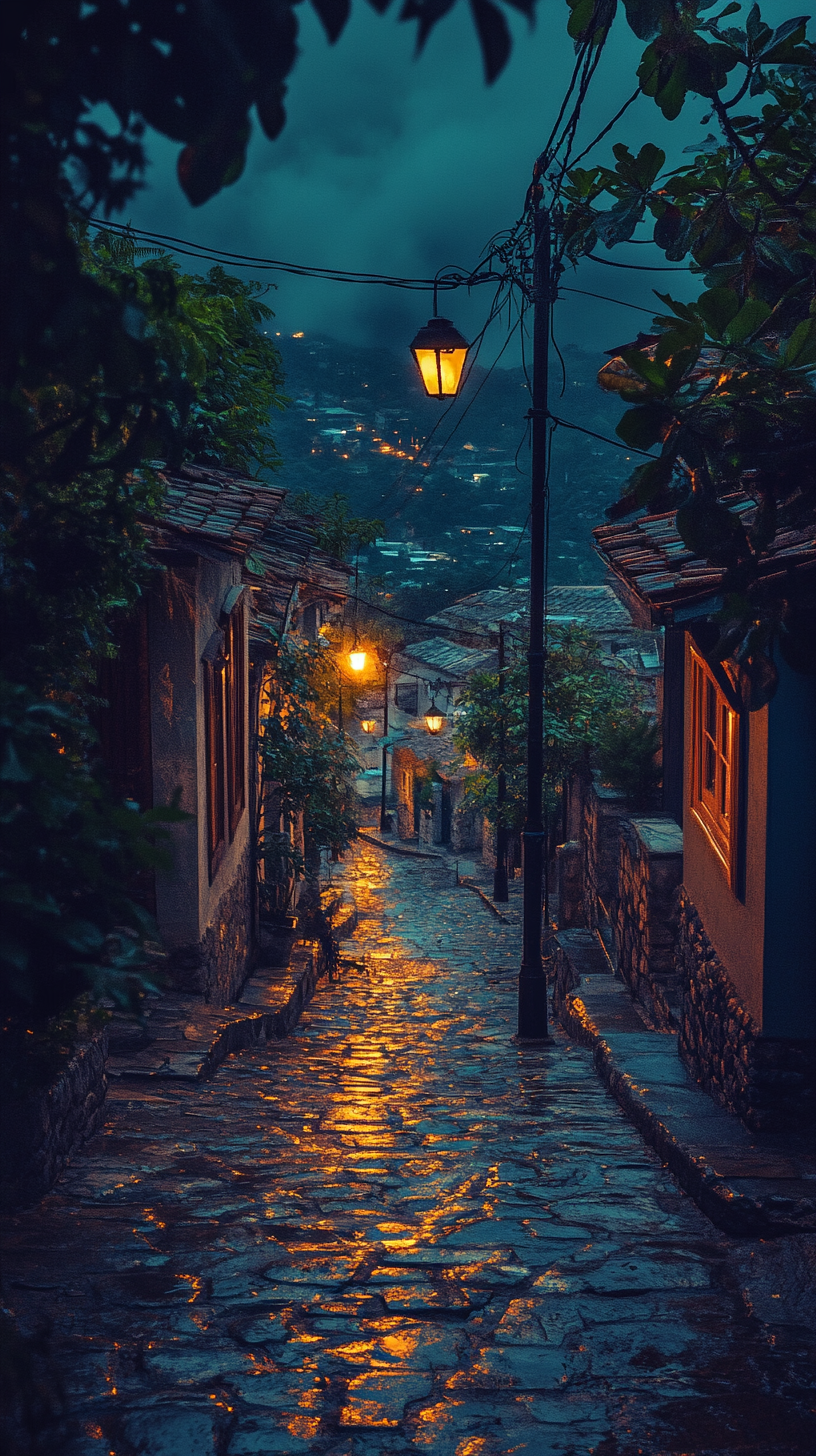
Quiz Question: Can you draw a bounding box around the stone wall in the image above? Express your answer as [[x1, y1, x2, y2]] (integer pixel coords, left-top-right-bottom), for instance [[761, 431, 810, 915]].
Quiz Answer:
[[582, 777, 629, 932], [555, 840, 583, 928], [0, 1029, 108, 1211], [677, 889, 816, 1134], [166, 841, 252, 1004], [614, 816, 684, 1029], [449, 779, 482, 854]]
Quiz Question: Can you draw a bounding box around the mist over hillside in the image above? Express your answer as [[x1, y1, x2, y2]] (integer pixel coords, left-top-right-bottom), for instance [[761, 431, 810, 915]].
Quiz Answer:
[[271, 331, 636, 615]]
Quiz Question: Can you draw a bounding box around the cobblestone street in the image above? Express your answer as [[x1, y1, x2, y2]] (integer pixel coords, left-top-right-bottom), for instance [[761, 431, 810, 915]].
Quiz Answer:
[[3, 842, 815, 1456]]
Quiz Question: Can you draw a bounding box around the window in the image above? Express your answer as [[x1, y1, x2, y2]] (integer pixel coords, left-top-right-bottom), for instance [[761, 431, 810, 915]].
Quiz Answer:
[[225, 596, 246, 838], [203, 633, 227, 880], [202, 592, 246, 882], [690, 646, 739, 883], [395, 681, 418, 715]]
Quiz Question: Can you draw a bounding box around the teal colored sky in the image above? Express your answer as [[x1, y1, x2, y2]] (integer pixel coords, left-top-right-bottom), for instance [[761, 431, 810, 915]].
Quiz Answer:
[[119, 1, 796, 365]]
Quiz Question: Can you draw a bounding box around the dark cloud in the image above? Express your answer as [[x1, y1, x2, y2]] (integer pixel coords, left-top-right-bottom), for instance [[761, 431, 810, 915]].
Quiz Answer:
[[120, 3, 782, 361]]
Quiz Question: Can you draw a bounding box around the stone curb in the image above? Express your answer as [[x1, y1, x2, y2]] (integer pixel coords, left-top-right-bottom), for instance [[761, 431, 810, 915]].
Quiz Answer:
[[457, 877, 510, 923], [357, 829, 446, 860], [107, 944, 328, 1085], [553, 978, 816, 1240]]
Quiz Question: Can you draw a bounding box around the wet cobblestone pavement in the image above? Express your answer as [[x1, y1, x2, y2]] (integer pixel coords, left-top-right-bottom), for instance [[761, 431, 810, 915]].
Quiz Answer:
[[3, 843, 816, 1455]]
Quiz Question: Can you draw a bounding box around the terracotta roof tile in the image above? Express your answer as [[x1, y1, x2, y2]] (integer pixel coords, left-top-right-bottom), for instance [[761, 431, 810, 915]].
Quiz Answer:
[[593, 492, 816, 619]]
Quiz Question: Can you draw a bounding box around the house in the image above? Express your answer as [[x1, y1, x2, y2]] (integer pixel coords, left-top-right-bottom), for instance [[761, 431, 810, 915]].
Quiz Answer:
[[592, 494, 816, 1131], [97, 464, 348, 1005]]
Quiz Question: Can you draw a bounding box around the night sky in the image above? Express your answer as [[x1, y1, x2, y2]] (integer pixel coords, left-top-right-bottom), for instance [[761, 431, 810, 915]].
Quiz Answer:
[[120, 1, 788, 366]]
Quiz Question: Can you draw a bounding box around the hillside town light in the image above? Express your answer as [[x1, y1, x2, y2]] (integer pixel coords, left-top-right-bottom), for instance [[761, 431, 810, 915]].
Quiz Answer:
[[348, 649, 367, 673], [410, 316, 470, 399], [424, 701, 445, 735], [360, 718, 377, 734]]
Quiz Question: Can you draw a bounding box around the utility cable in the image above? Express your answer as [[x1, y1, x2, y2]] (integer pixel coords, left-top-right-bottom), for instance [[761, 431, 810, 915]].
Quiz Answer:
[[587, 253, 690, 272], [561, 285, 656, 315]]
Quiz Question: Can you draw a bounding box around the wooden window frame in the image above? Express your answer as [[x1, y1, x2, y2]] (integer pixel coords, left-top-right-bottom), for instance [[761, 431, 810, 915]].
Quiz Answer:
[[689, 644, 740, 887], [203, 634, 227, 882], [203, 593, 247, 883], [225, 596, 247, 840]]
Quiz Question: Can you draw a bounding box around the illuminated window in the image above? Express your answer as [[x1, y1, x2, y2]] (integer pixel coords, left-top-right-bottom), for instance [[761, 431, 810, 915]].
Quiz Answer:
[[690, 646, 739, 883]]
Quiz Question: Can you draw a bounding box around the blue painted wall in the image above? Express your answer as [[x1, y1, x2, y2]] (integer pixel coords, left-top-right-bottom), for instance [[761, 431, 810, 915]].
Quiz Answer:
[[763, 653, 816, 1038]]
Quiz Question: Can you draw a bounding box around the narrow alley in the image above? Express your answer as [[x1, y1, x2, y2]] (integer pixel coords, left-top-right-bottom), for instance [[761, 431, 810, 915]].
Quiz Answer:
[[3, 842, 815, 1456]]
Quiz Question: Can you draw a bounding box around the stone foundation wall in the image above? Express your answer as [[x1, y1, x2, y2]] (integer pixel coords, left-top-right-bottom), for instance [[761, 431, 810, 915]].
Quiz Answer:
[[166, 843, 253, 1005], [614, 817, 684, 1029], [677, 889, 816, 1134], [0, 1029, 108, 1211], [582, 777, 628, 931], [450, 779, 482, 854]]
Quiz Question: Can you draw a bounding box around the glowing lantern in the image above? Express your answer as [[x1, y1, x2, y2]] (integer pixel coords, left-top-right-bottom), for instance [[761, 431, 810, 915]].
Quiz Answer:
[[410, 316, 470, 399], [348, 650, 367, 673], [424, 701, 446, 735], [360, 718, 377, 734]]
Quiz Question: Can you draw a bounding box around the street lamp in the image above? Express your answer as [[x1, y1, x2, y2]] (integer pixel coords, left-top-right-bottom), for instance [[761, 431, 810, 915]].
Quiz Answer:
[[349, 649, 367, 673], [360, 718, 377, 734], [408, 200, 553, 1041], [410, 316, 470, 400], [424, 701, 445, 735]]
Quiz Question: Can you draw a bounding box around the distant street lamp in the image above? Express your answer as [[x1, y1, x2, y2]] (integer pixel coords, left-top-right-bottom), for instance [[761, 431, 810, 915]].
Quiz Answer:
[[410, 316, 470, 400], [424, 701, 445, 735], [360, 718, 377, 734]]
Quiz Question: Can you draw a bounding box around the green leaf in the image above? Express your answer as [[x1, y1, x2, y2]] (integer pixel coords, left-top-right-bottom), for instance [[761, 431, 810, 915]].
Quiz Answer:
[[675, 495, 749, 566], [696, 287, 741, 337], [619, 348, 668, 391], [612, 141, 666, 189], [724, 298, 772, 342], [630, 454, 674, 505], [782, 317, 816, 369], [567, 0, 597, 40], [616, 403, 675, 449], [756, 17, 808, 63]]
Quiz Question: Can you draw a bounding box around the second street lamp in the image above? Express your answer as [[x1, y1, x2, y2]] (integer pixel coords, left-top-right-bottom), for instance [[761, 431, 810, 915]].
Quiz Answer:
[[424, 700, 445, 735]]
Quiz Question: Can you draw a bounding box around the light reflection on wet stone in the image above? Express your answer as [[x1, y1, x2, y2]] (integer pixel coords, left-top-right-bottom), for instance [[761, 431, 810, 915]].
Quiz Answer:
[[2, 841, 815, 1454]]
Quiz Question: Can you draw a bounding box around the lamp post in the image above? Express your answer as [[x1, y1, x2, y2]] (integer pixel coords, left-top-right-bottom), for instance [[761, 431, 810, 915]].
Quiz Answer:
[[409, 202, 553, 1040], [493, 619, 509, 903], [379, 655, 391, 833], [517, 200, 551, 1040]]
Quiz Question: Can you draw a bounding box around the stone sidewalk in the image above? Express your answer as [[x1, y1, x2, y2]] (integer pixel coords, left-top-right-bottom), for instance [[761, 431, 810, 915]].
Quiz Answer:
[[2, 841, 815, 1455]]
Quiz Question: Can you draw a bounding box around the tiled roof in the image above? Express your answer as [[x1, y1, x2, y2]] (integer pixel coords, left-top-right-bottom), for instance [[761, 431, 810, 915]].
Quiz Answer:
[[427, 584, 634, 638], [151, 463, 287, 556], [398, 637, 496, 681], [593, 493, 816, 620], [145, 463, 349, 633]]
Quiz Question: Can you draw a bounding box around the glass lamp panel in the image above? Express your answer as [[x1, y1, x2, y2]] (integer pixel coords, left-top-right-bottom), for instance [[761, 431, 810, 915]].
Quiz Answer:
[[349, 651, 367, 673], [438, 348, 468, 396], [413, 348, 442, 398]]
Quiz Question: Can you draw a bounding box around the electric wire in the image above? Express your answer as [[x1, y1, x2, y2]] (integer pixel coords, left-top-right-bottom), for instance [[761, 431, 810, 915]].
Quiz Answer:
[[587, 253, 690, 271], [560, 285, 656, 315], [567, 86, 642, 170]]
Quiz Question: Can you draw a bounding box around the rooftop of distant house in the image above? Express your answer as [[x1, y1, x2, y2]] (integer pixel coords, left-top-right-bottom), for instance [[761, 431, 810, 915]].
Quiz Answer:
[[426, 584, 635, 640]]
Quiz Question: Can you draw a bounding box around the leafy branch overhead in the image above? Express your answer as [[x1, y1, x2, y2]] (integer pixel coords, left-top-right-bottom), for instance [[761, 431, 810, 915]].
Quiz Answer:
[[560, 5, 815, 701]]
